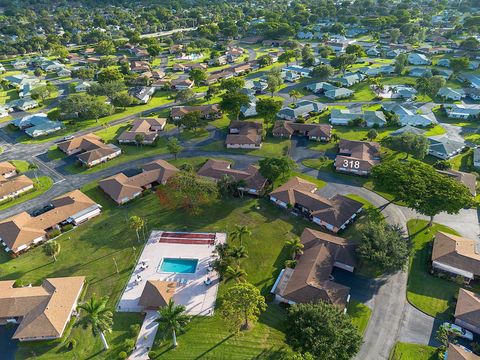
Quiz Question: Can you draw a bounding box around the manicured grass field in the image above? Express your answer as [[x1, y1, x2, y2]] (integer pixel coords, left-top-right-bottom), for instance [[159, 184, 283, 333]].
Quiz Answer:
[[10, 160, 31, 173], [346, 300, 372, 336], [407, 219, 462, 319], [0, 176, 53, 211], [201, 136, 291, 158], [389, 342, 438, 360]]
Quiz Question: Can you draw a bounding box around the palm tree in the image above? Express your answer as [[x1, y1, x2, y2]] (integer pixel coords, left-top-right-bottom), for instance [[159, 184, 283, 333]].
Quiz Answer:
[[229, 245, 248, 265], [286, 238, 304, 260], [156, 299, 191, 348], [224, 265, 247, 283], [76, 295, 113, 350], [229, 225, 251, 246], [43, 240, 60, 261], [28, 163, 39, 181], [288, 89, 301, 103], [129, 216, 145, 243]]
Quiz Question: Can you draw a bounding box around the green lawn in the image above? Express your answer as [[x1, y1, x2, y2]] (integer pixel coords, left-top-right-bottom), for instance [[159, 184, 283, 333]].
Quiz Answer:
[[10, 160, 31, 173], [407, 219, 461, 319], [0, 176, 53, 211], [346, 300, 372, 336], [389, 342, 438, 360], [201, 136, 291, 158], [3, 165, 332, 358]]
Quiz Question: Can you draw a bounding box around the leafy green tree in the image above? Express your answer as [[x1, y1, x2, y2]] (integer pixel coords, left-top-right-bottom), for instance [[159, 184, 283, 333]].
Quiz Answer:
[[388, 132, 429, 159], [76, 295, 113, 350], [286, 302, 362, 360], [176, 110, 207, 133], [345, 44, 365, 57], [256, 98, 282, 127], [88, 80, 126, 100], [43, 240, 61, 261], [288, 89, 301, 102], [72, 67, 95, 80], [112, 92, 138, 107], [129, 215, 145, 242], [436, 324, 461, 355], [221, 282, 267, 330], [460, 37, 479, 50], [450, 57, 470, 76], [95, 40, 116, 55], [156, 299, 191, 348], [394, 53, 408, 74], [416, 76, 433, 96], [371, 159, 472, 225], [156, 171, 219, 215], [175, 88, 196, 103], [357, 221, 409, 272], [220, 91, 249, 120], [266, 68, 283, 97], [229, 245, 248, 265], [205, 85, 220, 102], [258, 54, 273, 68], [429, 75, 446, 96], [230, 225, 251, 246], [97, 67, 124, 83], [367, 129, 378, 141], [147, 44, 162, 57], [279, 50, 295, 65], [50, 44, 69, 58], [330, 54, 356, 74], [134, 133, 145, 146], [259, 156, 297, 182], [312, 64, 334, 80], [189, 68, 207, 85], [31, 83, 57, 102], [220, 77, 245, 93], [166, 137, 183, 160]]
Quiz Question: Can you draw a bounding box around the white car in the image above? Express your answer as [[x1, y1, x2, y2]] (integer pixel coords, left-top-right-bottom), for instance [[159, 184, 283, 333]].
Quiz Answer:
[[442, 322, 474, 341], [62, 135, 74, 141]]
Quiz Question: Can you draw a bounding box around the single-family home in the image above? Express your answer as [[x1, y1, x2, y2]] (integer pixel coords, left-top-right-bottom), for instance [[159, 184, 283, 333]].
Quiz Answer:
[[408, 53, 431, 65], [277, 100, 327, 121], [99, 160, 179, 205], [364, 111, 387, 127], [197, 159, 267, 195], [225, 121, 263, 149], [390, 125, 426, 137], [382, 103, 436, 126], [12, 59, 27, 69], [409, 67, 433, 78], [282, 65, 312, 79], [40, 60, 64, 72], [0, 105, 10, 118], [239, 94, 257, 118], [436, 69, 453, 79], [454, 289, 480, 336], [436, 169, 476, 196], [445, 104, 480, 119], [0, 276, 85, 341], [305, 82, 337, 94], [4, 74, 40, 88], [272, 121, 332, 141], [334, 139, 381, 176], [0, 174, 34, 202], [11, 113, 64, 138], [366, 46, 381, 57], [0, 190, 102, 254], [171, 78, 194, 90], [330, 72, 365, 87], [75, 81, 92, 92], [129, 86, 155, 104], [271, 228, 356, 309], [57, 68, 71, 77], [269, 176, 363, 232], [8, 99, 39, 111], [474, 148, 480, 169], [329, 109, 363, 126], [117, 118, 167, 145], [437, 58, 451, 67], [325, 87, 354, 100], [465, 88, 480, 101], [0, 162, 18, 179], [432, 232, 480, 282], [428, 136, 465, 159], [438, 87, 465, 101], [170, 104, 221, 121], [57, 133, 121, 167], [130, 61, 151, 73], [459, 74, 480, 89], [445, 343, 480, 360]]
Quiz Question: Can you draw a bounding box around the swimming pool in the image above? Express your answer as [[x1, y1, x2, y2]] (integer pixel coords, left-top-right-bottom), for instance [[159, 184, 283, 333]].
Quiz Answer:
[[159, 258, 198, 273]]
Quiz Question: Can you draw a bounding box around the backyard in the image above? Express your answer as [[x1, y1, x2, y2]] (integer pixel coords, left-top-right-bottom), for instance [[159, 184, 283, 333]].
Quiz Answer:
[[389, 342, 438, 360]]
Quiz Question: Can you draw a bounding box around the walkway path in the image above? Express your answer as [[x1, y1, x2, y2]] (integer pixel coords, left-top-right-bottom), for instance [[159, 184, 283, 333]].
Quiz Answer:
[[129, 311, 159, 360]]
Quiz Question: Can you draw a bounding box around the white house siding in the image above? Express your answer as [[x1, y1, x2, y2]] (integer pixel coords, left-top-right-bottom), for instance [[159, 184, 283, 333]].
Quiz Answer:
[[71, 208, 102, 225], [432, 260, 474, 279], [0, 184, 34, 201], [455, 319, 480, 335], [226, 144, 260, 149]]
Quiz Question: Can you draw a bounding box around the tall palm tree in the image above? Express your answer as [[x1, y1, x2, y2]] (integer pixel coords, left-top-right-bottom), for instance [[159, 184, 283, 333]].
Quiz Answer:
[[288, 89, 301, 103], [129, 216, 145, 243], [229, 245, 248, 265], [230, 225, 251, 246], [76, 296, 113, 350], [224, 265, 247, 283], [43, 240, 60, 261], [286, 238, 304, 260], [156, 299, 191, 347]]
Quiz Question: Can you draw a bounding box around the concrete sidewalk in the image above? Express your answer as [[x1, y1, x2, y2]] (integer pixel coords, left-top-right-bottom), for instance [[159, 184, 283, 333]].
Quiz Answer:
[[129, 310, 159, 360]]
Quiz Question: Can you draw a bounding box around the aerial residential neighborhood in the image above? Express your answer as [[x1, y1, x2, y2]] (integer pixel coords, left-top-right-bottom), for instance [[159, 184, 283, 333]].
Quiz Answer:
[[0, 0, 479, 360]]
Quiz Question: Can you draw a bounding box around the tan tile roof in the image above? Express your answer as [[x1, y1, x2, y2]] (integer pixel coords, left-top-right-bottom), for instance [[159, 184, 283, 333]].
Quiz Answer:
[[0, 174, 34, 199], [270, 176, 317, 204], [274, 228, 355, 307], [99, 160, 178, 204], [335, 139, 381, 172], [225, 121, 263, 146], [447, 343, 480, 360], [0, 276, 85, 340], [0, 190, 99, 252], [58, 133, 120, 164], [197, 159, 267, 192], [117, 118, 166, 143], [0, 161, 17, 176], [272, 121, 332, 139], [455, 288, 480, 329], [432, 232, 480, 276], [138, 280, 176, 308]]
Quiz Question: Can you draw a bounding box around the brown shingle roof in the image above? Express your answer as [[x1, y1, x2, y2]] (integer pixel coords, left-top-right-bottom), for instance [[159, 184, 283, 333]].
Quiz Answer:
[[138, 280, 176, 308], [0, 190, 99, 252], [447, 343, 480, 360], [0, 174, 34, 199], [455, 288, 480, 330], [436, 169, 477, 196], [197, 159, 267, 192], [117, 118, 166, 143], [0, 276, 85, 340], [170, 104, 220, 119], [0, 161, 17, 176], [335, 139, 381, 172], [58, 133, 120, 165], [274, 228, 355, 307], [272, 121, 332, 139], [225, 121, 263, 146], [432, 232, 480, 276], [99, 160, 179, 204]]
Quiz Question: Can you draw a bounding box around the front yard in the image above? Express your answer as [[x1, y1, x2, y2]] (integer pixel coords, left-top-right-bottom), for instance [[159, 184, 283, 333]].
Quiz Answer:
[[390, 342, 438, 360]]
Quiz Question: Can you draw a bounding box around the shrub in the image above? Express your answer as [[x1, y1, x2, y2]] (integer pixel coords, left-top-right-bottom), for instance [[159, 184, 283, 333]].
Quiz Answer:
[[14, 279, 26, 287], [148, 351, 158, 359], [62, 224, 74, 232], [130, 323, 141, 336], [123, 338, 135, 352], [48, 229, 61, 239], [118, 351, 128, 359]]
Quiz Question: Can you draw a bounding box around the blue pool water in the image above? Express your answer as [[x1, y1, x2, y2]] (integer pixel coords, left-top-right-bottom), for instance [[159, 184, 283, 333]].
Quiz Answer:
[[159, 258, 198, 273], [0, 325, 18, 360]]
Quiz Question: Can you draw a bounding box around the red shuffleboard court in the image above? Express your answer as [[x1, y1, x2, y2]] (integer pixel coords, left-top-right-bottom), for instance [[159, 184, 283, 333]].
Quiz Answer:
[[158, 231, 216, 245]]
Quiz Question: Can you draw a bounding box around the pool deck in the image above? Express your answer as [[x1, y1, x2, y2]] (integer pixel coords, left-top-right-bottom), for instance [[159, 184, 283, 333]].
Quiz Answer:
[[117, 230, 225, 316]]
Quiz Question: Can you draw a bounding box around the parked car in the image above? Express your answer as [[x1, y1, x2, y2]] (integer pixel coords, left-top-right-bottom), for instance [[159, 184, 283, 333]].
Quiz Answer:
[[62, 135, 74, 141], [441, 322, 474, 340]]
